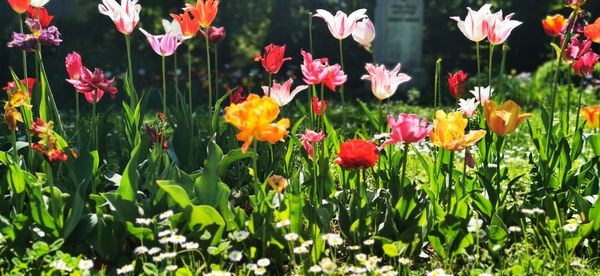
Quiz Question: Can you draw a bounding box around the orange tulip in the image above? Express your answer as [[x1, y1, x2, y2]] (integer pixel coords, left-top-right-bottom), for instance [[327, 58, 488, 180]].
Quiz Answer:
[[7, 0, 30, 14], [3, 102, 23, 131], [267, 175, 288, 194], [584, 18, 600, 43], [542, 14, 566, 37], [170, 10, 200, 39], [184, 0, 219, 29], [224, 94, 290, 153], [581, 106, 600, 129], [484, 100, 532, 136], [429, 110, 486, 151]]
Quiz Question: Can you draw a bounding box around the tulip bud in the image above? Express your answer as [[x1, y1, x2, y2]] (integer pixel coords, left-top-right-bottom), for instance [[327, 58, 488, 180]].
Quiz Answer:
[[207, 26, 226, 43]]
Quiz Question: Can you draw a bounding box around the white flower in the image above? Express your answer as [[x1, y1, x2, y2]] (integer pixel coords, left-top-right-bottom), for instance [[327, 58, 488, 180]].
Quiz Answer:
[[32, 227, 45, 238], [563, 223, 578, 233], [254, 267, 267, 275], [508, 226, 522, 233], [30, 0, 50, 8], [182, 242, 199, 250], [168, 235, 187, 244], [328, 236, 344, 247], [293, 246, 308, 254], [319, 258, 337, 274], [347, 245, 360, 250], [570, 257, 585, 269], [50, 259, 72, 272], [158, 229, 173, 238], [469, 86, 493, 105], [459, 98, 478, 117], [398, 257, 412, 265], [246, 263, 258, 271], [450, 4, 493, 42], [78, 259, 94, 271], [363, 239, 375, 246], [148, 247, 161, 255], [134, 246, 148, 255], [166, 265, 178, 272], [380, 265, 394, 273], [228, 250, 243, 262], [352, 18, 376, 50], [275, 220, 291, 228], [427, 268, 448, 276], [355, 253, 367, 262], [159, 237, 170, 244], [135, 218, 152, 226], [116, 264, 134, 274], [521, 209, 534, 216], [467, 217, 484, 233], [257, 258, 270, 267], [492, 244, 502, 251], [159, 210, 174, 220], [232, 230, 250, 242], [308, 265, 322, 273], [204, 271, 232, 276], [284, 233, 299, 242], [302, 240, 314, 247], [532, 208, 545, 215]]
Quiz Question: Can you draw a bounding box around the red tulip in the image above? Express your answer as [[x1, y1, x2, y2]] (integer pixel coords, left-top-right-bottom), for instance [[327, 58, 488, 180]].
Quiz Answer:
[[65, 52, 83, 80], [7, 0, 30, 14], [3, 78, 35, 94], [542, 14, 566, 37], [201, 26, 225, 43], [228, 86, 247, 105], [573, 51, 599, 76], [254, 44, 291, 74], [336, 139, 379, 170], [448, 70, 469, 99], [26, 6, 53, 27], [321, 64, 347, 92], [312, 96, 328, 116]]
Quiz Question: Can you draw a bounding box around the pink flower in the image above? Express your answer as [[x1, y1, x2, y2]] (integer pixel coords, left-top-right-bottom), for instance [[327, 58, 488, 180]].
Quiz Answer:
[[573, 51, 599, 76], [300, 129, 325, 158], [98, 0, 141, 35], [139, 28, 182, 57], [262, 78, 308, 106], [380, 114, 430, 147], [450, 4, 492, 42], [321, 64, 347, 92], [469, 86, 493, 105], [352, 18, 376, 50], [314, 9, 367, 40], [312, 96, 328, 116], [300, 50, 329, 85], [458, 98, 478, 117], [65, 52, 83, 80], [66, 67, 118, 104], [484, 10, 522, 45], [361, 63, 411, 100], [565, 35, 592, 62]]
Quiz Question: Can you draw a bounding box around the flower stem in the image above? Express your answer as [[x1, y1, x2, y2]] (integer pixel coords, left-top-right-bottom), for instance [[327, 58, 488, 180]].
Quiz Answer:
[[125, 35, 137, 106], [476, 41, 481, 76], [92, 91, 98, 150], [320, 83, 325, 133], [268, 73, 272, 97], [574, 78, 585, 131], [308, 12, 314, 53], [488, 44, 495, 88], [205, 35, 213, 110], [338, 39, 345, 107], [162, 56, 167, 117], [447, 151, 454, 211], [214, 45, 219, 102], [434, 58, 442, 109], [187, 44, 193, 116], [36, 45, 65, 136], [400, 143, 409, 197], [174, 51, 180, 110], [495, 135, 503, 210]]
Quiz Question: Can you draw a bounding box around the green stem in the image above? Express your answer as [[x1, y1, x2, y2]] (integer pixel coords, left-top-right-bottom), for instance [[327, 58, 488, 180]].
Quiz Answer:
[[434, 58, 442, 109], [36, 45, 65, 136], [268, 73, 272, 96], [44, 161, 56, 221], [10, 130, 19, 164], [462, 148, 468, 193], [320, 83, 325, 133], [308, 12, 314, 53], [498, 44, 508, 96], [400, 143, 409, 197], [125, 35, 136, 106], [338, 39, 345, 106], [495, 135, 504, 210], [205, 35, 213, 110], [447, 151, 454, 211], [488, 44, 495, 88], [162, 55, 167, 117], [174, 51, 180, 110], [574, 78, 585, 131], [92, 91, 98, 150], [214, 45, 219, 102], [476, 41, 481, 76], [187, 44, 193, 116], [566, 69, 573, 134]]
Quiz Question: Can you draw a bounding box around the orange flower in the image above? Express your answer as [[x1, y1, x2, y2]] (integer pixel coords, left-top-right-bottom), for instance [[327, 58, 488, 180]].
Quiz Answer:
[[184, 0, 219, 29], [542, 14, 566, 37], [584, 18, 600, 43], [484, 100, 532, 136], [267, 175, 288, 194], [3, 102, 23, 131], [8, 0, 30, 14], [581, 106, 600, 129], [171, 10, 200, 39], [429, 110, 486, 151], [224, 94, 290, 153]]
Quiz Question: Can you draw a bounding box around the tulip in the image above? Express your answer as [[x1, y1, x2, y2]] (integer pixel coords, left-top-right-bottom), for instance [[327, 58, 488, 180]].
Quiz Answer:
[[3, 78, 36, 94], [254, 44, 291, 75], [361, 63, 411, 100], [322, 64, 347, 92], [65, 52, 83, 80], [458, 98, 478, 117], [30, 0, 48, 8], [7, 0, 30, 14], [267, 175, 288, 194], [29, 118, 68, 162], [450, 4, 492, 42], [352, 18, 376, 50], [300, 50, 329, 85], [448, 70, 468, 99], [584, 18, 600, 43], [469, 86, 493, 105], [66, 67, 118, 104], [98, 0, 142, 35], [485, 10, 522, 45], [380, 114, 430, 147], [170, 10, 200, 40], [299, 129, 325, 158], [314, 9, 368, 40], [429, 110, 486, 151], [312, 96, 328, 116], [581, 106, 600, 129], [336, 139, 379, 170], [572, 51, 599, 76], [184, 0, 219, 29], [162, 18, 183, 38], [565, 35, 592, 61], [483, 100, 532, 136], [542, 14, 566, 37], [140, 29, 181, 57], [201, 26, 226, 43], [227, 86, 247, 105], [26, 6, 53, 27], [3, 102, 24, 131], [566, 0, 586, 9], [261, 78, 308, 106]]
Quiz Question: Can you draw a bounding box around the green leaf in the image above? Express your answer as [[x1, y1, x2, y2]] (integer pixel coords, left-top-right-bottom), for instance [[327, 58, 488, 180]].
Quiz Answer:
[[157, 180, 192, 208], [211, 93, 230, 134], [117, 136, 149, 201], [218, 149, 254, 177]]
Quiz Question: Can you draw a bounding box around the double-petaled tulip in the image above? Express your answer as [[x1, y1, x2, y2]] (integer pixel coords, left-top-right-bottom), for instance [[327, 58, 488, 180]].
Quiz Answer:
[[170, 10, 199, 40], [98, 0, 141, 35], [314, 9, 367, 40], [7, 18, 61, 50], [30, 0, 48, 8], [581, 106, 600, 129], [352, 18, 376, 51], [7, 0, 30, 14], [322, 64, 347, 92], [448, 70, 468, 99], [255, 44, 291, 75], [483, 100, 532, 136], [65, 53, 118, 104], [573, 51, 599, 76], [458, 98, 478, 117], [469, 86, 493, 105], [336, 139, 379, 170], [485, 10, 522, 45], [227, 86, 247, 105], [380, 114, 430, 147], [429, 110, 487, 151], [542, 14, 566, 37], [362, 63, 411, 100], [565, 35, 592, 61], [300, 50, 329, 85], [312, 96, 328, 116], [224, 94, 290, 153], [26, 6, 53, 28], [185, 0, 219, 29], [450, 4, 492, 42], [262, 78, 308, 106], [584, 18, 600, 43], [140, 29, 182, 57], [201, 26, 226, 43], [300, 129, 325, 158]]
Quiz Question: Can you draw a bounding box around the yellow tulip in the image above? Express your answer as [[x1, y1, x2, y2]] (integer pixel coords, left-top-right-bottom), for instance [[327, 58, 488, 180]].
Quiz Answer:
[[224, 94, 290, 153], [484, 100, 531, 136], [267, 175, 288, 194], [429, 110, 486, 151], [581, 106, 600, 129]]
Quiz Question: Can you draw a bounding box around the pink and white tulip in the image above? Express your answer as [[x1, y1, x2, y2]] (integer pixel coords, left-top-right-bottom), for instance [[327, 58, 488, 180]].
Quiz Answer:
[[140, 29, 181, 57], [98, 0, 142, 35], [352, 18, 376, 50], [262, 78, 308, 106], [484, 10, 522, 45], [162, 18, 183, 39], [458, 98, 478, 117], [469, 86, 494, 105], [450, 4, 492, 42], [30, 0, 49, 8], [300, 129, 325, 159], [361, 63, 411, 100], [300, 50, 329, 85], [314, 9, 367, 40]]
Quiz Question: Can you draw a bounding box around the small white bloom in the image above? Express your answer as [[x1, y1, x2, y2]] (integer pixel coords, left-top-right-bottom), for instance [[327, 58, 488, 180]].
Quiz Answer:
[[521, 209, 534, 215], [285, 233, 299, 241], [182, 242, 199, 250], [135, 218, 152, 226], [159, 210, 174, 220], [302, 240, 314, 247], [563, 223, 578, 233], [347, 245, 360, 250], [355, 253, 367, 262], [257, 258, 270, 267], [308, 265, 322, 273], [363, 239, 375, 246], [276, 220, 291, 228], [159, 237, 170, 244], [32, 227, 45, 238], [116, 264, 134, 274], [467, 217, 484, 233], [134, 246, 148, 255], [246, 263, 258, 271], [570, 257, 585, 269], [168, 235, 187, 244], [492, 244, 502, 251], [166, 265, 178, 272], [328, 236, 344, 247], [293, 246, 308, 254], [532, 208, 545, 215], [232, 230, 250, 242], [50, 259, 72, 272], [78, 259, 94, 271], [148, 247, 161, 255], [319, 258, 336, 274], [398, 257, 412, 265], [254, 267, 267, 275], [427, 268, 447, 276], [380, 265, 393, 273], [158, 229, 173, 238], [508, 226, 522, 233], [228, 250, 243, 262]]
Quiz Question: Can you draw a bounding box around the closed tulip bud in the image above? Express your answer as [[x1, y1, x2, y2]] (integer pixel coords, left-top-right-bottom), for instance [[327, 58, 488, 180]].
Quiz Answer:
[[484, 100, 532, 136], [542, 14, 566, 37], [207, 26, 225, 43]]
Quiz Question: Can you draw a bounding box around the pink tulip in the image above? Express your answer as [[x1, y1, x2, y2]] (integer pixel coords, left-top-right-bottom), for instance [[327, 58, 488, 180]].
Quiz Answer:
[[321, 64, 347, 92], [314, 9, 367, 40], [484, 10, 522, 45], [573, 51, 599, 76], [65, 52, 83, 80], [380, 114, 430, 147], [352, 18, 376, 50], [458, 98, 478, 117], [261, 78, 308, 106], [565, 35, 592, 62], [300, 50, 329, 85], [66, 67, 117, 104], [450, 4, 492, 42], [361, 63, 411, 100], [300, 129, 325, 159], [140, 28, 181, 57], [98, 0, 141, 35]]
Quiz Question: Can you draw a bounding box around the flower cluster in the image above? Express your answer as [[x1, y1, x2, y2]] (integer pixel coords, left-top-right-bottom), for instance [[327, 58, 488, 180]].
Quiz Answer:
[[300, 50, 347, 91], [2, 78, 35, 130], [30, 118, 68, 162], [65, 52, 118, 103], [451, 4, 522, 45], [7, 18, 61, 51]]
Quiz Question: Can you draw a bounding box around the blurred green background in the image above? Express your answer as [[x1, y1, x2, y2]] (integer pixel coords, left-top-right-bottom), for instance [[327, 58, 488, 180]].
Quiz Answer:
[[1, 0, 598, 107]]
